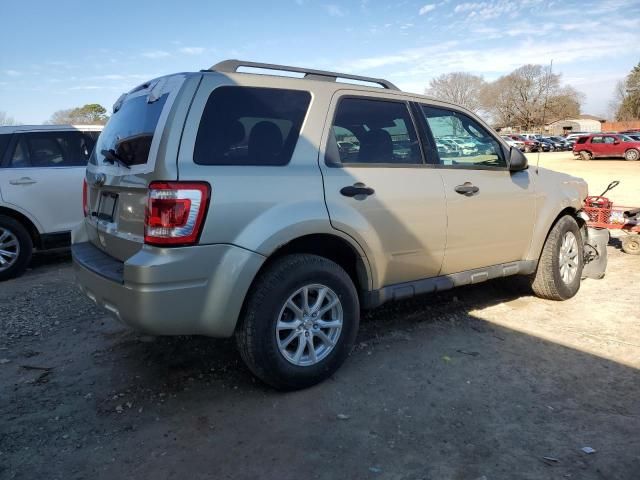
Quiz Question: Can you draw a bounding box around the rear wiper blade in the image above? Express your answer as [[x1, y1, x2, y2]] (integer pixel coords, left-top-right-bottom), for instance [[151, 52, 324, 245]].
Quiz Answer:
[[101, 149, 131, 169]]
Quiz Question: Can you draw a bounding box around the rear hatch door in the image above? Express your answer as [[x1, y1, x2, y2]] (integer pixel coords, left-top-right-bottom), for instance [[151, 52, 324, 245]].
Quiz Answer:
[[84, 74, 197, 261]]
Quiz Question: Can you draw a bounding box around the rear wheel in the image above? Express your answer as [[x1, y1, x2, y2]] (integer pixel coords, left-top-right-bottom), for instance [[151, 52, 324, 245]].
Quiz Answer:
[[624, 149, 639, 161], [0, 215, 32, 281], [621, 235, 640, 255], [579, 151, 592, 161], [531, 215, 583, 300], [236, 254, 359, 390]]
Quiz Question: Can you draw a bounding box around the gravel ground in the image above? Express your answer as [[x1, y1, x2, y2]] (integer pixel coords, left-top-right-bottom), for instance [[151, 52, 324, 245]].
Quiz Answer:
[[1, 153, 639, 479]]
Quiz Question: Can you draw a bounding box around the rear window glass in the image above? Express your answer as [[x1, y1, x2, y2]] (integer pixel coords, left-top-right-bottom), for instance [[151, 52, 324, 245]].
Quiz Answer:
[[92, 93, 168, 167], [193, 87, 311, 166]]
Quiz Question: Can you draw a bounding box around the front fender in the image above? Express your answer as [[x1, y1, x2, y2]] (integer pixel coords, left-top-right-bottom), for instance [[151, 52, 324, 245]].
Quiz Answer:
[[526, 169, 587, 262]]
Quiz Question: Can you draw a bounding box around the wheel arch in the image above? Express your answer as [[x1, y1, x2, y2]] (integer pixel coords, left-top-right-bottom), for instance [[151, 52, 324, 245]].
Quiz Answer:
[[0, 206, 41, 248], [235, 232, 372, 334], [528, 206, 583, 264]]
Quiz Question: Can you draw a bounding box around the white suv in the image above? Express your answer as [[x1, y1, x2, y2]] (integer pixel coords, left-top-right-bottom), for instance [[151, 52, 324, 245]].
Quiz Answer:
[[0, 124, 102, 280]]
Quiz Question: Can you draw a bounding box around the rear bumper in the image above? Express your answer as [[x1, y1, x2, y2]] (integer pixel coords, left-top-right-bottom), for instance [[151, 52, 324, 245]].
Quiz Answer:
[[72, 241, 265, 337]]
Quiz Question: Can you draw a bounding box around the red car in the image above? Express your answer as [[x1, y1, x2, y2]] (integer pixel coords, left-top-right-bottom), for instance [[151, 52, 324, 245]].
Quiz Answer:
[[506, 134, 539, 152], [573, 134, 640, 161]]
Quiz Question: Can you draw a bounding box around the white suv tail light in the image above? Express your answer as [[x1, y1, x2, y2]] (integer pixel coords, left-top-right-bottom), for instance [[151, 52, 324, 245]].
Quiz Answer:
[[144, 182, 210, 246]]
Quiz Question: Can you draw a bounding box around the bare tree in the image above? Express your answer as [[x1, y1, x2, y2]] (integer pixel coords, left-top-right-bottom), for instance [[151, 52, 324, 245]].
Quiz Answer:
[[425, 72, 486, 113], [0, 111, 19, 126], [481, 64, 582, 130]]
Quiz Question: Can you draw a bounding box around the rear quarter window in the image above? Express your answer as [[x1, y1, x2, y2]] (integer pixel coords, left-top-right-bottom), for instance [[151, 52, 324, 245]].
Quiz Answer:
[[576, 137, 588, 144], [193, 86, 311, 166]]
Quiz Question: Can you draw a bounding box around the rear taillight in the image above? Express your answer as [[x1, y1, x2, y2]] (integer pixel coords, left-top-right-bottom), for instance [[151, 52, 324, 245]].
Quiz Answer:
[[144, 181, 210, 246], [82, 178, 88, 217]]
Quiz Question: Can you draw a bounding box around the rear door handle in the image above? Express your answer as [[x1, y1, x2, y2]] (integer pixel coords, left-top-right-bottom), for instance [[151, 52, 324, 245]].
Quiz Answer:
[[9, 177, 37, 185], [340, 183, 375, 198], [455, 182, 479, 196]]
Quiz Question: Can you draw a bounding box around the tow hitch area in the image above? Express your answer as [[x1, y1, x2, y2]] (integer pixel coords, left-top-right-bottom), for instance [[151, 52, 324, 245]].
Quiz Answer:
[[582, 226, 608, 280]]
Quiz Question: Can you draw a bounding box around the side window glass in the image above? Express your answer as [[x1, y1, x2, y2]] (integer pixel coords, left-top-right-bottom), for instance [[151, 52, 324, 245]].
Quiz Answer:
[[421, 106, 505, 168], [591, 136, 603, 144], [10, 139, 30, 168], [603, 136, 615, 144], [328, 97, 422, 165], [194, 87, 311, 166]]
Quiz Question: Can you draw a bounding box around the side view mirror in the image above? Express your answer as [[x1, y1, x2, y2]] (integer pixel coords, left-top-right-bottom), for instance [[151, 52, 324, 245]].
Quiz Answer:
[[509, 146, 528, 171]]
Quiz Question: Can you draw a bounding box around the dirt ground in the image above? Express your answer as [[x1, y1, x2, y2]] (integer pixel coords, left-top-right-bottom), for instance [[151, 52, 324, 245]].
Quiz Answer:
[[1, 153, 639, 480]]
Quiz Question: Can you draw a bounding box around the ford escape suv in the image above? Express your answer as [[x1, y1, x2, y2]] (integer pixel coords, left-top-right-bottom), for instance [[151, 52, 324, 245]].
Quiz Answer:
[[73, 60, 593, 390]]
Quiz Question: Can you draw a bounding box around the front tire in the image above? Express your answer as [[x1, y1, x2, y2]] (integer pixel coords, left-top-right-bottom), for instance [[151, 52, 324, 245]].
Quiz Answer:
[[624, 149, 639, 161], [531, 215, 584, 300], [236, 254, 359, 390], [0, 215, 32, 281]]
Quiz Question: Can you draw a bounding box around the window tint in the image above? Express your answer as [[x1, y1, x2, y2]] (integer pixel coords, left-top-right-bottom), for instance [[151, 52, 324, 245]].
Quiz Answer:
[[8, 132, 97, 168], [0, 134, 11, 161], [421, 106, 505, 168], [590, 136, 603, 144], [93, 93, 168, 167], [327, 98, 422, 165], [603, 136, 616, 144], [194, 87, 311, 166], [576, 137, 588, 144]]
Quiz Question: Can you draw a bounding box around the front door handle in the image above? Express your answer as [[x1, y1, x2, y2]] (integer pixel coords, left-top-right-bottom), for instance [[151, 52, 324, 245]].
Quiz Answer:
[[9, 177, 37, 185], [455, 182, 479, 196], [340, 183, 375, 198]]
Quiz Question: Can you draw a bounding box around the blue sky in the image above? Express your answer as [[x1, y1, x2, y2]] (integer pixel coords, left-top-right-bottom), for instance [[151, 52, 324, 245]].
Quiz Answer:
[[1, 0, 639, 123]]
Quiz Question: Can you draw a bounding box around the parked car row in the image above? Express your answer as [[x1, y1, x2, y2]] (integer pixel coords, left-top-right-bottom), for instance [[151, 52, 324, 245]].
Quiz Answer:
[[501, 134, 574, 152]]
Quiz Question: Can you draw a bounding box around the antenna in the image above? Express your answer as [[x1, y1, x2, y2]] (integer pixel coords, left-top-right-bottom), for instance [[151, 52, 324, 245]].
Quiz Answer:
[[536, 59, 553, 174]]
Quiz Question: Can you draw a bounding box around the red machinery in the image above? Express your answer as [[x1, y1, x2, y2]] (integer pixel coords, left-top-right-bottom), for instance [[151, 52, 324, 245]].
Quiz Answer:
[[583, 181, 640, 255]]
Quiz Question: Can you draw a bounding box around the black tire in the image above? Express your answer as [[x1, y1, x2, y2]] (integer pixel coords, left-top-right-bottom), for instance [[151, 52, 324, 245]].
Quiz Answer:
[[624, 149, 639, 161], [531, 215, 583, 300], [236, 254, 359, 390], [579, 151, 592, 161], [621, 235, 640, 255], [0, 215, 33, 281]]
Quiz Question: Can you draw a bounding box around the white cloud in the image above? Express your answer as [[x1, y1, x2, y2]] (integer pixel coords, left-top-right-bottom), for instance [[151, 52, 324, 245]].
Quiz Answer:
[[419, 4, 436, 15], [324, 4, 346, 16], [5, 70, 21, 76], [179, 47, 205, 55], [142, 50, 171, 59]]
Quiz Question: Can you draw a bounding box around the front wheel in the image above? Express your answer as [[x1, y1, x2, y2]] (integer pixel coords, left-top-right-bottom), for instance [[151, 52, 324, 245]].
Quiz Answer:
[[0, 215, 32, 281], [531, 215, 584, 300], [236, 254, 359, 390], [624, 149, 639, 161]]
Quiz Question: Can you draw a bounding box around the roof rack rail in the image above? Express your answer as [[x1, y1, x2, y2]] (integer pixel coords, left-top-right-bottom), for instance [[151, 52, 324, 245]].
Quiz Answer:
[[208, 59, 400, 91]]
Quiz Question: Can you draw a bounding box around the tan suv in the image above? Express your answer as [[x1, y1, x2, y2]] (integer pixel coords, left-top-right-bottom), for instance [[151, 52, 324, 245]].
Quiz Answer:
[[73, 60, 598, 390]]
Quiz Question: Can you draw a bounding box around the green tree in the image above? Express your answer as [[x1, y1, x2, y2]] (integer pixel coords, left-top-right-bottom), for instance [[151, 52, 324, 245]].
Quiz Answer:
[[614, 62, 640, 121], [48, 103, 109, 125]]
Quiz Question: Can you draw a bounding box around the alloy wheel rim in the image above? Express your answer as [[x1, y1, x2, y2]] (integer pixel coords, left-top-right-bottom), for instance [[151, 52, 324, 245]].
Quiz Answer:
[[276, 283, 343, 367], [0, 227, 20, 272], [558, 231, 579, 284]]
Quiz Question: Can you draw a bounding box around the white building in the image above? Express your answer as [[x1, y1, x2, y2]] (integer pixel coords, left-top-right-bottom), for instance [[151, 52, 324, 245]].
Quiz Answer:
[[546, 115, 605, 136]]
